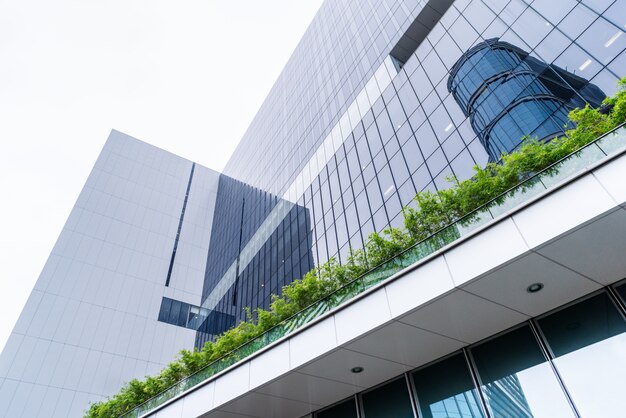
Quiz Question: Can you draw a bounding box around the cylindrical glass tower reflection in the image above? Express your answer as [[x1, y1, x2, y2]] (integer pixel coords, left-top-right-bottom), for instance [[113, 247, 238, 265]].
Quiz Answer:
[[448, 38, 605, 162]]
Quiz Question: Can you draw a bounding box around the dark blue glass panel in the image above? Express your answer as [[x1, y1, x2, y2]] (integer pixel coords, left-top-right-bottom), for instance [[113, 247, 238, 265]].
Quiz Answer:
[[361, 378, 414, 418], [413, 353, 484, 418]]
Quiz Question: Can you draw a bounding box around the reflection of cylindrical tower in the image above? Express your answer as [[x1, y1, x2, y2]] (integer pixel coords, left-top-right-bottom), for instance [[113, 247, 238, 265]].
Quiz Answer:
[[448, 38, 605, 162]]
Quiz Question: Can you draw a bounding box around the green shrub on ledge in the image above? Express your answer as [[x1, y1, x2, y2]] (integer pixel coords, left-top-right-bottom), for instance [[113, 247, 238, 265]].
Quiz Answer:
[[85, 78, 626, 418]]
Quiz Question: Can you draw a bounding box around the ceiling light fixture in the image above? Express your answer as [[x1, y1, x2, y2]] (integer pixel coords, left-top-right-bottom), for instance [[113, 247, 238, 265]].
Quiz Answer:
[[527, 283, 544, 293], [351, 366, 364, 374]]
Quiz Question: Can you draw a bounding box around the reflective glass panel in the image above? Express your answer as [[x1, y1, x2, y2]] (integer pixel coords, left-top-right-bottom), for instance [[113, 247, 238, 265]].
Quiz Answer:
[[470, 325, 575, 418], [615, 281, 626, 305], [361, 378, 414, 418], [317, 398, 358, 418], [537, 292, 626, 417], [412, 353, 485, 418]]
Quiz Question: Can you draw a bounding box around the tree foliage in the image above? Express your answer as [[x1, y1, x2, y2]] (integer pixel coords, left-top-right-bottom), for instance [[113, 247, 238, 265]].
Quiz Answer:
[[85, 78, 626, 418]]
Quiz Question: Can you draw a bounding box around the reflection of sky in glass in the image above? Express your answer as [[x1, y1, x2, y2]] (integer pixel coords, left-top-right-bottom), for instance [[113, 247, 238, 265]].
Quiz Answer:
[[428, 390, 483, 418], [552, 333, 626, 417], [482, 364, 575, 418], [471, 325, 576, 418]]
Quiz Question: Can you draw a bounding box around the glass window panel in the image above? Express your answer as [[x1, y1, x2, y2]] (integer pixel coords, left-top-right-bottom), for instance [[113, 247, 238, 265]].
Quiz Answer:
[[462, 0, 496, 33], [435, 34, 464, 70], [413, 353, 485, 418], [557, 4, 597, 40], [531, 0, 577, 24], [317, 398, 358, 418], [554, 42, 602, 80], [581, 0, 613, 14], [615, 281, 626, 305], [450, 149, 476, 182], [397, 83, 420, 117], [168, 299, 181, 325], [415, 122, 439, 158], [534, 29, 572, 64], [158, 297, 172, 322], [389, 151, 410, 186], [401, 137, 425, 174], [482, 15, 509, 40], [537, 292, 626, 417], [511, 7, 552, 49], [426, 148, 448, 177], [448, 16, 480, 51], [590, 70, 620, 98], [422, 50, 448, 86], [409, 67, 433, 103], [361, 378, 414, 418], [471, 325, 576, 418], [576, 18, 626, 65], [603, 2, 626, 29], [442, 132, 464, 161]]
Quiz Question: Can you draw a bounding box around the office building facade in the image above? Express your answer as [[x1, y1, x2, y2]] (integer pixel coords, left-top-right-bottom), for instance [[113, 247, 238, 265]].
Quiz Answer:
[[203, 0, 624, 336], [1, 0, 625, 417], [0, 131, 222, 417]]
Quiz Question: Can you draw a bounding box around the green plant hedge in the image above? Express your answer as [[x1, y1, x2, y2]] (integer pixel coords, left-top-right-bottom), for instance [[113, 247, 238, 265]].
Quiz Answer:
[[85, 78, 626, 418]]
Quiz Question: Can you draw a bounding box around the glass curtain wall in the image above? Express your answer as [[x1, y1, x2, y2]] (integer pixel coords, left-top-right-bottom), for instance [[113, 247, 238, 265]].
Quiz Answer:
[[536, 292, 626, 417], [469, 325, 574, 418], [312, 282, 626, 418]]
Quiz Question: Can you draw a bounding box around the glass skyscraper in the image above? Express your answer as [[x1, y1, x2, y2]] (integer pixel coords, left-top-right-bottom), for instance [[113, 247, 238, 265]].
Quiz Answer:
[[199, 0, 624, 343], [0, 0, 624, 417]]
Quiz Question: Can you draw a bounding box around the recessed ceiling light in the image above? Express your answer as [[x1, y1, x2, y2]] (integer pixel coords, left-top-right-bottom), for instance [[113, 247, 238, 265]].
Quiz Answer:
[[527, 283, 544, 293], [351, 366, 364, 373], [444, 123, 454, 132]]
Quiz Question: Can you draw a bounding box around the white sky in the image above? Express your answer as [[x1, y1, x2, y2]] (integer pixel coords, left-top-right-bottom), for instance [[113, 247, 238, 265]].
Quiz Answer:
[[0, 0, 324, 353]]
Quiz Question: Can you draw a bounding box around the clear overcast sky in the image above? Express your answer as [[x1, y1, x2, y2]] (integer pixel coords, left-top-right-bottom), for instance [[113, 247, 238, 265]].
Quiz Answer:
[[0, 0, 324, 353]]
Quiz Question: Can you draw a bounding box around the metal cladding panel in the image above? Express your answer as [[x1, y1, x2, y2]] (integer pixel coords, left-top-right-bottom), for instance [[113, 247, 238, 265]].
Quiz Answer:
[[0, 130, 220, 417]]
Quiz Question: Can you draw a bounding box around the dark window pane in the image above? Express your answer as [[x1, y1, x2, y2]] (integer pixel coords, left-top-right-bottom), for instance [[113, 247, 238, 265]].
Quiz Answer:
[[169, 299, 181, 325], [538, 292, 626, 357], [471, 325, 575, 418], [158, 297, 172, 322], [615, 281, 626, 305], [317, 398, 357, 418], [412, 353, 484, 418], [361, 378, 413, 418]]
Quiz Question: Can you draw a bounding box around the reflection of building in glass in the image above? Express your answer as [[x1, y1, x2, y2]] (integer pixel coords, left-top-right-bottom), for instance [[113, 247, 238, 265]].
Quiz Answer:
[[484, 375, 533, 418], [196, 175, 314, 347], [427, 391, 483, 418], [425, 375, 531, 418], [448, 38, 606, 162]]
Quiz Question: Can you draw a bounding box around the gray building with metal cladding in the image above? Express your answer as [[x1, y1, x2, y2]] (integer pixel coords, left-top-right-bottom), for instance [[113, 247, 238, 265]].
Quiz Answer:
[[0, 131, 223, 416], [1, 0, 625, 416]]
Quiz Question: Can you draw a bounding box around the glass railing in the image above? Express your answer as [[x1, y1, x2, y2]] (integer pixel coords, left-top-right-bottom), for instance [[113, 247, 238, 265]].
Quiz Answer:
[[121, 124, 626, 418]]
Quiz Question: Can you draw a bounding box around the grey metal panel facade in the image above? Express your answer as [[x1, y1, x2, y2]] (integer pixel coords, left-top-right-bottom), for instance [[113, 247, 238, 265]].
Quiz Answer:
[[0, 131, 220, 417]]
